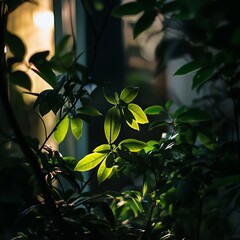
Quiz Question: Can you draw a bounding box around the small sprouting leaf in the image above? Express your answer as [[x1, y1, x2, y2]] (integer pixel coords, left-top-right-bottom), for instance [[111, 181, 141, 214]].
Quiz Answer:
[[104, 107, 121, 144], [133, 10, 157, 39], [103, 88, 117, 104], [177, 108, 212, 123], [97, 153, 114, 184], [119, 139, 147, 152], [128, 103, 148, 124], [101, 202, 115, 228], [78, 106, 102, 116], [6, 31, 26, 60], [54, 116, 69, 144], [9, 71, 31, 90], [112, 2, 144, 17], [93, 144, 112, 153], [174, 60, 202, 76], [144, 105, 164, 115], [120, 87, 138, 103], [74, 153, 107, 172], [71, 117, 83, 140]]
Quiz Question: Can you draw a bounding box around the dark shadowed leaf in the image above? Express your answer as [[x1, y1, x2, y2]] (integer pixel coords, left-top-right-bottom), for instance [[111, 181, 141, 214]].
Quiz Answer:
[[177, 108, 212, 123], [9, 71, 31, 90], [174, 60, 202, 76], [133, 10, 157, 39], [112, 2, 144, 17], [101, 202, 115, 228]]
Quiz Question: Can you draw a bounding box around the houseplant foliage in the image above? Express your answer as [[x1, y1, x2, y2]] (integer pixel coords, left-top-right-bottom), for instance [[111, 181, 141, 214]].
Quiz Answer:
[[0, 0, 240, 239]]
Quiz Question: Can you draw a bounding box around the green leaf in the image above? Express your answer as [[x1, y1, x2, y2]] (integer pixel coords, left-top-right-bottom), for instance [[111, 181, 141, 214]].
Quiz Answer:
[[165, 100, 173, 111], [97, 154, 114, 183], [101, 202, 115, 228], [30, 51, 56, 88], [9, 71, 31, 90], [128, 103, 148, 124], [119, 139, 147, 152], [192, 67, 215, 91], [74, 153, 107, 172], [54, 116, 69, 144], [93, 144, 112, 153], [104, 107, 121, 144], [198, 131, 215, 150], [55, 35, 72, 57], [6, 31, 26, 60], [120, 87, 138, 103], [133, 10, 157, 39], [78, 106, 102, 116], [149, 120, 170, 130], [177, 108, 212, 123], [122, 107, 139, 131], [126, 118, 140, 131], [112, 2, 144, 17], [71, 117, 83, 140], [103, 88, 117, 105], [144, 105, 164, 115], [174, 60, 202, 76]]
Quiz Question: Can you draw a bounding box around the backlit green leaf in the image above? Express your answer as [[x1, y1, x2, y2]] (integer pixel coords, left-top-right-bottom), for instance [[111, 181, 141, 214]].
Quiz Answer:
[[9, 71, 31, 90], [97, 154, 114, 184], [103, 88, 117, 104], [119, 139, 147, 152], [128, 103, 148, 124], [126, 118, 140, 131], [122, 107, 139, 130], [94, 144, 112, 153], [120, 87, 138, 103], [174, 60, 202, 76], [74, 153, 107, 172], [54, 116, 69, 144], [104, 107, 121, 143], [71, 117, 83, 140], [144, 105, 164, 115], [133, 10, 157, 39]]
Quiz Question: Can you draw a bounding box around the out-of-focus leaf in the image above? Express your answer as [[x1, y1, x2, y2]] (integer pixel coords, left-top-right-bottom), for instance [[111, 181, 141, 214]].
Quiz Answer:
[[9, 71, 31, 90], [144, 105, 164, 115], [112, 2, 144, 17], [174, 60, 202, 76], [177, 108, 211, 123], [78, 106, 102, 116], [6, 31, 26, 60], [101, 202, 115, 228], [133, 10, 157, 39]]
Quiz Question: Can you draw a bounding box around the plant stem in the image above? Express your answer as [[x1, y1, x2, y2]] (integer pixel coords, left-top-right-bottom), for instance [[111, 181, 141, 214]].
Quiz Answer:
[[0, 3, 76, 238]]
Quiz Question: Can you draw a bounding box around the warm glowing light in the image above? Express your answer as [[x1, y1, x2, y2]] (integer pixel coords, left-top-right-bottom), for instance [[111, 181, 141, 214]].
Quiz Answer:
[[33, 11, 54, 29]]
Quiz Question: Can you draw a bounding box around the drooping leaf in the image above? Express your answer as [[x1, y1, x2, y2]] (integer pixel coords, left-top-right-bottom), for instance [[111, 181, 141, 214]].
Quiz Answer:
[[93, 144, 112, 153], [120, 87, 138, 103], [112, 2, 144, 17], [133, 10, 157, 39], [6, 31, 26, 60], [71, 117, 83, 140], [128, 103, 148, 124], [101, 202, 115, 228], [9, 71, 31, 90], [192, 67, 215, 91], [97, 153, 114, 184], [54, 116, 69, 144], [104, 107, 121, 144], [144, 105, 164, 115], [119, 139, 147, 152], [78, 106, 102, 116], [174, 60, 202, 76], [74, 153, 107, 172]]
